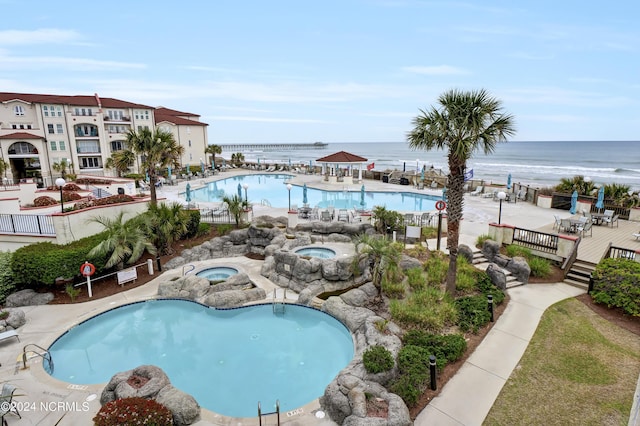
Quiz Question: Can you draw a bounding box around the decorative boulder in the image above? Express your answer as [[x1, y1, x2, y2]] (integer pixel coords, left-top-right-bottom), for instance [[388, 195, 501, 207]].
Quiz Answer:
[[5, 289, 54, 307], [458, 244, 474, 263], [2, 309, 26, 330], [486, 263, 507, 290], [399, 254, 422, 271], [482, 239, 500, 262], [507, 256, 531, 283], [155, 385, 200, 425]]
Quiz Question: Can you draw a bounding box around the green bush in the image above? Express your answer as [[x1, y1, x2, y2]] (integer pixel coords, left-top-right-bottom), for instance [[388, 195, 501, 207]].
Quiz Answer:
[[0, 251, 16, 303], [455, 295, 491, 333], [405, 267, 426, 291], [390, 345, 432, 406], [423, 255, 448, 287], [529, 256, 552, 278], [93, 397, 173, 425], [475, 234, 492, 247], [402, 330, 467, 367], [591, 258, 640, 316], [421, 226, 438, 239], [389, 373, 423, 407], [196, 222, 211, 237], [505, 244, 531, 259], [363, 345, 394, 374], [381, 277, 405, 299], [11, 232, 109, 287], [182, 209, 201, 239], [215, 224, 234, 235], [390, 287, 458, 331], [474, 271, 506, 304]]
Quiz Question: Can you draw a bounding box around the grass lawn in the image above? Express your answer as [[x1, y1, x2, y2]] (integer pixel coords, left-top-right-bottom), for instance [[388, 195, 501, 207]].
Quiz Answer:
[[485, 298, 640, 425]]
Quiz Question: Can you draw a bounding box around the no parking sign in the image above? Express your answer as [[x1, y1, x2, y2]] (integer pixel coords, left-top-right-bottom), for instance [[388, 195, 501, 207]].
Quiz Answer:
[[435, 200, 447, 211]]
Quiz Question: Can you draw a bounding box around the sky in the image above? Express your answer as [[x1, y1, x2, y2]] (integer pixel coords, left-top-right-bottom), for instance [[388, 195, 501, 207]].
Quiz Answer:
[[1, 0, 639, 144]]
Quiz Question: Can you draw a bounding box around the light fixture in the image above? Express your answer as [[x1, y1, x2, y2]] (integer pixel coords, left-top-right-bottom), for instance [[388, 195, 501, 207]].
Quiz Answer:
[[286, 183, 293, 210], [55, 177, 66, 213], [497, 191, 506, 224]]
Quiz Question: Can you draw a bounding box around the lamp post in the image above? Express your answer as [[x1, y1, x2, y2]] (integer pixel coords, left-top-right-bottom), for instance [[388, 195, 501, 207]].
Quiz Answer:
[[286, 183, 292, 210], [242, 183, 248, 203], [497, 191, 506, 224], [55, 177, 66, 213]]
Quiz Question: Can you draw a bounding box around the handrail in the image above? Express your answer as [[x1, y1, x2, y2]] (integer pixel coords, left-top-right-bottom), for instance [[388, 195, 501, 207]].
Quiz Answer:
[[182, 264, 196, 276], [562, 235, 581, 277], [22, 343, 54, 372], [258, 400, 280, 426], [603, 242, 637, 261]]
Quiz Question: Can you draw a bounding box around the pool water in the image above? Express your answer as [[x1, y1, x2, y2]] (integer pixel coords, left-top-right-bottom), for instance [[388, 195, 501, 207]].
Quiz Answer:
[[195, 267, 238, 280], [295, 247, 337, 259], [189, 174, 439, 211], [47, 300, 353, 418]]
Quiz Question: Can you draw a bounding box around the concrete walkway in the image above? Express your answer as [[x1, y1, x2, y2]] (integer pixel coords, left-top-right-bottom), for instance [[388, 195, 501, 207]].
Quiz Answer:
[[414, 282, 586, 426]]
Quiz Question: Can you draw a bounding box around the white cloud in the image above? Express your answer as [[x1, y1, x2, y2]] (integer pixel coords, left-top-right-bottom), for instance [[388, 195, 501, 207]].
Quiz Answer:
[[210, 115, 326, 124], [402, 65, 470, 75], [0, 28, 81, 45], [0, 52, 145, 71]]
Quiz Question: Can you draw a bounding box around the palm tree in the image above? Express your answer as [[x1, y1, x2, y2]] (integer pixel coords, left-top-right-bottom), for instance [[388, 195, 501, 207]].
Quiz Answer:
[[231, 152, 244, 166], [555, 175, 596, 196], [408, 89, 516, 295], [353, 233, 402, 294], [52, 159, 70, 179], [221, 193, 249, 227], [105, 150, 135, 177], [125, 127, 184, 205], [0, 158, 8, 181], [142, 202, 189, 255], [205, 144, 222, 169], [87, 212, 156, 270]]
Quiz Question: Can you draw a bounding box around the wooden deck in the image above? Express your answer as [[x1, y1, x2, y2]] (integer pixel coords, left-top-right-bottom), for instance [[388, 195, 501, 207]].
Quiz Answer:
[[535, 218, 640, 264]]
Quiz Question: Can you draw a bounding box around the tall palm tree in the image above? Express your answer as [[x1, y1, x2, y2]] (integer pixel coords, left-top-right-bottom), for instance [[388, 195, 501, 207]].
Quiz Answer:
[[408, 89, 516, 295], [221, 193, 249, 228], [52, 158, 70, 179], [87, 212, 156, 269], [205, 144, 222, 169], [125, 127, 184, 205], [353, 233, 402, 294]]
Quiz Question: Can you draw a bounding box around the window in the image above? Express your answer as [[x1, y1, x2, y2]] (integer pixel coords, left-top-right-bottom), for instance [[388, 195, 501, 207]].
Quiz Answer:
[[56, 106, 62, 117], [14, 105, 25, 116], [27, 124, 32, 129], [50, 141, 57, 151], [19, 124, 24, 129], [135, 111, 139, 120], [47, 124, 55, 134], [188, 140, 192, 147], [43, 106, 49, 117], [108, 110, 123, 120], [58, 140, 66, 151], [81, 157, 102, 168], [56, 124, 64, 134], [74, 108, 79, 116], [189, 154, 193, 160], [110, 140, 126, 151], [11, 124, 16, 129], [77, 140, 100, 153], [144, 110, 149, 120], [186, 126, 191, 134]]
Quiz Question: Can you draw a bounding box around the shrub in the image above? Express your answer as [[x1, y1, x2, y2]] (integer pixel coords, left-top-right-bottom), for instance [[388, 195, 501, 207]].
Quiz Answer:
[[402, 331, 467, 367], [474, 271, 506, 304], [381, 278, 405, 299], [390, 287, 458, 331], [93, 397, 174, 426], [33, 196, 57, 207], [455, 295, 491, 333], [591, 258, 640, 316], [423, 255, 448, 287], [0, 251, 16, 304], [405, 267, 426, 291], [76, 177, 113, 186], [182, 209, 201, 239], [196, 222, 211, 237], [421, 226, 438, 239], [389, 373, 423, 407], [63, 183, 82, 191], [475, 234, 492, 247], [529, 256, 552, 278], [65, 283, 80, 302], [93, 194, 134, 206], [62, 190, 82, 202], [215, 224, 234, 235], [363, 345, 394, 374], [390, 345, 432, 406], [505, 244, 531, 259], [0, 311, 8, 320], [11, 232, 109, 287]]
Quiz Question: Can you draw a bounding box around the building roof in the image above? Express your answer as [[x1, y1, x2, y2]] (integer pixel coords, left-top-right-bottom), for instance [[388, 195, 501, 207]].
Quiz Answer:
[[155, 113, 208, 127], [0, 132, 44, 140], [155, 107, 200, 118], [316, 151, 368, 163], [0, 92, 154, 109]]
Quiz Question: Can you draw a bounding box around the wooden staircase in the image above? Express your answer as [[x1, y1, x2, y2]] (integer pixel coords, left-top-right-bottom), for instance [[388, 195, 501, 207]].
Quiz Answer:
[[471, 250, 525, 289], [563, 259, 595, 291]]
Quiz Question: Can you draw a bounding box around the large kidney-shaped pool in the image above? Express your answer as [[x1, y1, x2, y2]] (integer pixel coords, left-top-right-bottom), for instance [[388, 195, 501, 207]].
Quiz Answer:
[[47, 299, 353, 418]]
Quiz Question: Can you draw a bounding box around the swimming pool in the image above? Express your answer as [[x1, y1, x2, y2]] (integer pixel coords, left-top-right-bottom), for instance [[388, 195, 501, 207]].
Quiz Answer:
[[189, 174, 439, 211], [47, 300, 353, 418], [295, 247, 337, 259], [195, 266, 238, 280]]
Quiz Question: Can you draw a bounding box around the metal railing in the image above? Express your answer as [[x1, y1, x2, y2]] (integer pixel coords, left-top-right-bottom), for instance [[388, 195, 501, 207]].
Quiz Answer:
[[199, 209, 232, 224], [512, 228, 559, 254], [0, 214, 55, 235], [258, 400, 280, 426], [603, 242, 637, 261], [0, 183, 20, 191], [562, 235, 582, 276]]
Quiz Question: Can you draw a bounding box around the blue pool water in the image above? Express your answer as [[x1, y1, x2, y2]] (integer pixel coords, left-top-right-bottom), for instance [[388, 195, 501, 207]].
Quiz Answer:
[[295, 247, 337, 259], [48, 300, 353, 417], [189, 174, 439, 210], [195, 267, 238, 280]]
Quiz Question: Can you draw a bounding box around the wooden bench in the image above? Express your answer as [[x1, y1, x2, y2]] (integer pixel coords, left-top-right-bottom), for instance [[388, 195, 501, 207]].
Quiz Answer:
[[0, 330, 19, 344]]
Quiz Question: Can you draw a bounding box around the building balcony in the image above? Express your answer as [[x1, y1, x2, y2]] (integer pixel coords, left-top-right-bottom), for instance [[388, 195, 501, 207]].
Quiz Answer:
[[103, 115, 130, 122]]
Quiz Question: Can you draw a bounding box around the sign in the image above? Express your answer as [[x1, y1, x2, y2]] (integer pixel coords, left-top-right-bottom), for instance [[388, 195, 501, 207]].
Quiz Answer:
[[464, 169, 474, 181], [117, 268, 138, 286], [406, 225, 421, 238], [435, 200, 447, 211], [80, 262, 95, 277]]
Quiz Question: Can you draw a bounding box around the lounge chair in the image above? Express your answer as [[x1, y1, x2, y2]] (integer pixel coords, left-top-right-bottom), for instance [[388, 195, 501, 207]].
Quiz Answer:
[[483, 190, 496, 198], [0, 383, 21, 423], [320, 210, 332, 222], [338, 209, 349, 222], [0, 329, 19, 344], [430, 181, 438, 189], [633, 232, 640, 241], [553, 214, 562, 230], [420, 212, 432, 227], [603, 213, 619, 228], [404, 213, 415, 226], [470, 186, 483, 196], [350, 207, 362, 222]]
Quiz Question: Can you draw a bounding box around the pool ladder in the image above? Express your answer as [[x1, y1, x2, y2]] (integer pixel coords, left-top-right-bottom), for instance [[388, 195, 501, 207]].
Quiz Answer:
[[21, 343, 54, 373], [258, 400, 280, 425], [182, 264, 195, 276], [272, 289, 286, 315]]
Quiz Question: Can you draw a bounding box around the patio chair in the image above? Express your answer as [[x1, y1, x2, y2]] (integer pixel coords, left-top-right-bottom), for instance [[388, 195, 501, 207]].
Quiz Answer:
[[320, 210, 332, 222], [338, 209, 349, 222], [309, 206, 319, 220], [553, 214, 562, 230], [633, 232, 640, 241], [0, 383, 21, 423], [420, 212, 432, 227], [603, 213, 619, 228], [576, 220, 593, 237], [469, 186, 483, 196], [560, 218, 573, 233], [404, 213, 415, 226]]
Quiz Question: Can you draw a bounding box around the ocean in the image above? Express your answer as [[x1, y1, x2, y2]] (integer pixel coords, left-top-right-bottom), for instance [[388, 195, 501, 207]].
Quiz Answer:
[[224, 141, 640, 191]]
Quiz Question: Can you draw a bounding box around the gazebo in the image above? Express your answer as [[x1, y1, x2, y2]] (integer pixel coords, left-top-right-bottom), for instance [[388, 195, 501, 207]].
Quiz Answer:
[[315, 151, 368, 185]]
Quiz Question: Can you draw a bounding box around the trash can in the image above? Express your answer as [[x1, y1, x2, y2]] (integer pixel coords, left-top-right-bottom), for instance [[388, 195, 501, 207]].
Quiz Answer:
[[117, 187, 125, 195], [382, 175, 389, 183]]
